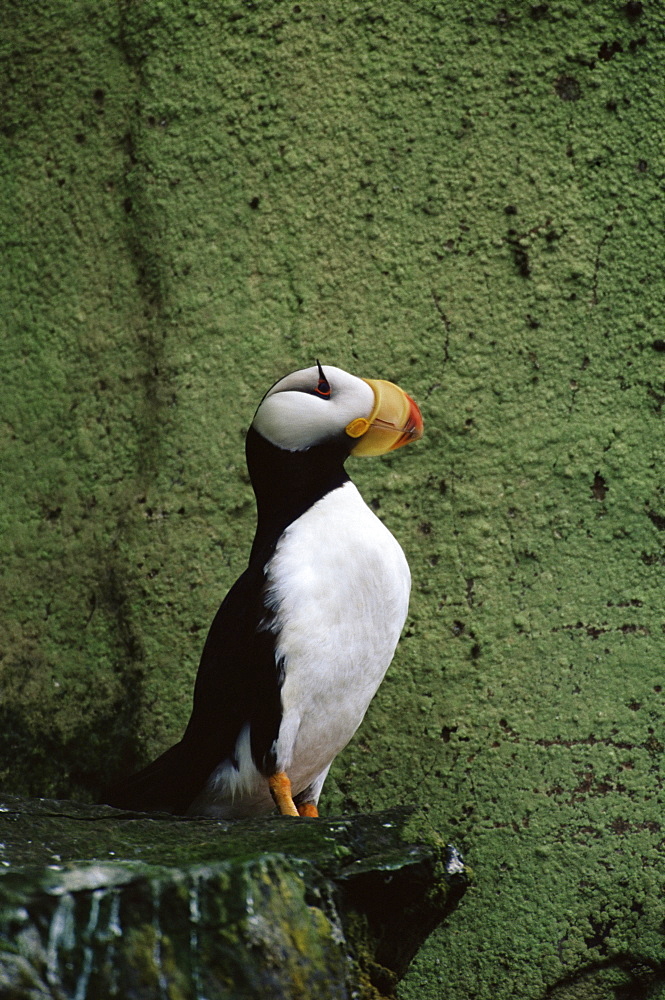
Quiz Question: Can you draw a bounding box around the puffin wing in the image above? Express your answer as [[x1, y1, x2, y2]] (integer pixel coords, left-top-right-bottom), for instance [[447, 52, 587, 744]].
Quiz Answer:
[[103, 559, 281, 814]]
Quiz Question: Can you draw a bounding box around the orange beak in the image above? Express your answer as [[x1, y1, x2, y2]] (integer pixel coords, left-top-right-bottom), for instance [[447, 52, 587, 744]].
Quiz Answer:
[[345, 378, 424, 457]]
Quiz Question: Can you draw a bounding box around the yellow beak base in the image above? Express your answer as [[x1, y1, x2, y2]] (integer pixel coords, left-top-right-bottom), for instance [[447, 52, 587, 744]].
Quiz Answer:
[[347, 378, 424, 456]]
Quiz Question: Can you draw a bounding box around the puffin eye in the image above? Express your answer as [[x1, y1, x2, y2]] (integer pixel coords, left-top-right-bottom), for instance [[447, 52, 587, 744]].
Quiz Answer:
[[313, 360, 331, 398]]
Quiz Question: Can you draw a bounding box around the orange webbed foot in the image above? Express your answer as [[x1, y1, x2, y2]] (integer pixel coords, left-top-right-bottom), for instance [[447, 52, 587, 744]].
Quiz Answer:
[[268, 772, 299, 816], [297, 802, 319, 818]]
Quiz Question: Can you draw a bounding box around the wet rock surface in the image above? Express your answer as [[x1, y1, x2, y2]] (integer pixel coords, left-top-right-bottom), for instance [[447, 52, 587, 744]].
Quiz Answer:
[[0, 797, 466, 999]]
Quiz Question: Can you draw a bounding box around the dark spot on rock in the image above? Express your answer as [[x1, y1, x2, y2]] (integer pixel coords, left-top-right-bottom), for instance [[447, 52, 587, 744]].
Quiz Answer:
[[646, 509, 665, 531], [510, 242, 530, 277], [623, 1, 643, 21], [249, 196, 260, 209], [554, 74, 581, 101], [494, 8, 512, 27], [644, 735, 664, 755], [646, 386, 665, 413], [591, 472, 607, 501], [573, 772, 594, 797], [610, 818, 631, 836], [598, 40, 623, 61]]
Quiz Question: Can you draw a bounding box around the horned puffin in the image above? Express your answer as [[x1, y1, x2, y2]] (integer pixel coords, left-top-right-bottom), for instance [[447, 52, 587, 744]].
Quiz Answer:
[[104, 363, 423, 818]]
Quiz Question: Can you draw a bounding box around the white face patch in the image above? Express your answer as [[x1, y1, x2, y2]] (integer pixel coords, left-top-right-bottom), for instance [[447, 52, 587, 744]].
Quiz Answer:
[[252, 365, 375, 452]]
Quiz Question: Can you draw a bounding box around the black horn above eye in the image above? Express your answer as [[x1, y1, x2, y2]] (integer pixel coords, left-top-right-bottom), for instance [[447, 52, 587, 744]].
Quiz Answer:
[[313, 360, 331, 398]]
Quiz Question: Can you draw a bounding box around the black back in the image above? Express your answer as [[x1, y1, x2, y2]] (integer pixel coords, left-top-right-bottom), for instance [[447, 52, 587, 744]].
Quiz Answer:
[[103, 426, 351, 814]]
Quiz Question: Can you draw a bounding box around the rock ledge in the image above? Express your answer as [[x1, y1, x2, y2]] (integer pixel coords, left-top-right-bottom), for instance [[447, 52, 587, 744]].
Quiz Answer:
[[0, 796, 467, 999]]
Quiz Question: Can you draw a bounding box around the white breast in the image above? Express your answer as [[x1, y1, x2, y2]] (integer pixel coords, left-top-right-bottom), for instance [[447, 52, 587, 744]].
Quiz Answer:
[[190, 480, 411, 818], [266, 480, 411, 793]]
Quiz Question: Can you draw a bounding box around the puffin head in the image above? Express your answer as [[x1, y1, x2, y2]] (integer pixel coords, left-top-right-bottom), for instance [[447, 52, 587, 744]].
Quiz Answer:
[[252, 362, 423, 456]]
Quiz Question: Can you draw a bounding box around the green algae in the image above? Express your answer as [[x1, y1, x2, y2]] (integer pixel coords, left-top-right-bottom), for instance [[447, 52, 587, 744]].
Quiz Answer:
[[2, 1, 665, 997]]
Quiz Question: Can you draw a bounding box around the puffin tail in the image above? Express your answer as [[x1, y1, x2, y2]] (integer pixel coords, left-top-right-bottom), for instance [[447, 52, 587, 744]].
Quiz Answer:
[[101, 740, 204, 815]]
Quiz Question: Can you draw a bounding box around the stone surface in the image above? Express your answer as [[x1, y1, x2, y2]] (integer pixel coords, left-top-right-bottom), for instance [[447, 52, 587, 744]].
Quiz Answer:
[[2, 2, 665, 997], [0, 798, 466, 999]]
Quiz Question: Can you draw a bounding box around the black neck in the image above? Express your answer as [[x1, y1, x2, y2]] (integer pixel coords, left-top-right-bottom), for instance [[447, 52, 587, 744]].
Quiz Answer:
[[245, 426, 351, 565]]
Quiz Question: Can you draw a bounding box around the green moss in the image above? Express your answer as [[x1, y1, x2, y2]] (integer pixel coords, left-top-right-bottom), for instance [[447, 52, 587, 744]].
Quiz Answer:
[[2, 1, 665, 996]]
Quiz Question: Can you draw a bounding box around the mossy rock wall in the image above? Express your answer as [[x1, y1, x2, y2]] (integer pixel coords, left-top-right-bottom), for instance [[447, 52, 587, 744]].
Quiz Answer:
[[2, 3, 664, 998]]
